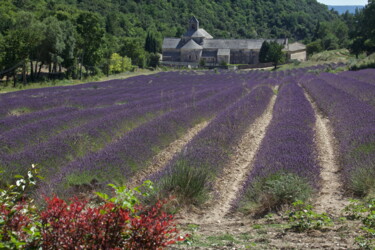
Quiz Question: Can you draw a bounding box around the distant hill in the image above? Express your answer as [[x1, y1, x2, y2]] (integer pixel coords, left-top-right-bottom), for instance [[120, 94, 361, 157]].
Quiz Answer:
[[328, 5, 364, 14], [7, 0, 340, 42]]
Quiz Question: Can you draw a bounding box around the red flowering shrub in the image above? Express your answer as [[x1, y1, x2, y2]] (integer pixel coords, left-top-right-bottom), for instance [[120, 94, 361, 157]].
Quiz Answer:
[[0, 200, 33, 244], [1, 166, 185, 249], [39, 196, 130, 249], [38, 196, 183, 249], [128, 199, 185, 249]]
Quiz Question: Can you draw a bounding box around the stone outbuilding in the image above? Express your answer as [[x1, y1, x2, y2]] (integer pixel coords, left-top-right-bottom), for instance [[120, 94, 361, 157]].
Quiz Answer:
[[162, 17, 307, 67]]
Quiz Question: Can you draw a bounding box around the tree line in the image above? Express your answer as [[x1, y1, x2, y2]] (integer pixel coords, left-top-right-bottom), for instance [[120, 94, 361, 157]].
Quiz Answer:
[[307, 0, 375, 58]]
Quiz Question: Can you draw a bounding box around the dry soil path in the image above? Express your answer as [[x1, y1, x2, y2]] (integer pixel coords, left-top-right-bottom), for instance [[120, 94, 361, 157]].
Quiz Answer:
[[304, 90, 348, 216], [179, 94, 277, 225], [128, 120, 209, 188]]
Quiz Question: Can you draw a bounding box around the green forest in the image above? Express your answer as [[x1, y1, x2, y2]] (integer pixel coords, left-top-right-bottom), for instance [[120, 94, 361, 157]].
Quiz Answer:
[[0, 0, 374, 85]]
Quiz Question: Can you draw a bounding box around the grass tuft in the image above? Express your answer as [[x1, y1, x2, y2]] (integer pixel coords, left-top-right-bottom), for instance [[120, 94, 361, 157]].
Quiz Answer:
[[159, 160, 209, 204], [241, 172, 313, 214]]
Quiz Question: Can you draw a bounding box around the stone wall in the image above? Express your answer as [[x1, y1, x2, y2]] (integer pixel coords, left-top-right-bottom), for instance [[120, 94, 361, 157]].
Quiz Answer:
[[181, 50, 202, 62], [289, 51, 306, 61], [162, 49, 180, 62]]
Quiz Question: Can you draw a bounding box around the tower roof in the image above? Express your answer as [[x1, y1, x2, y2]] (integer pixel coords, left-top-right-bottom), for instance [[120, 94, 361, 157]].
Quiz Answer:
[[183, 28, 213, 39], [189, 16, 199, 24], [181, 39, 203, 50]]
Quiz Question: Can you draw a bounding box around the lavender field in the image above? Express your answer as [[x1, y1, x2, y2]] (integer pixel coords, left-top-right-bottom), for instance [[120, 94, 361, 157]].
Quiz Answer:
[[1, 66, 374, 210]]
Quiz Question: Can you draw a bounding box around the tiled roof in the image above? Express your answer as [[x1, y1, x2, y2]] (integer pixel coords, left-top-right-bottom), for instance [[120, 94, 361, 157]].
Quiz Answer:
[[287, 42, 306, 52], [183, 29, 213, 39], [162, 38, 181, 49], [181, 39, 203, 50]]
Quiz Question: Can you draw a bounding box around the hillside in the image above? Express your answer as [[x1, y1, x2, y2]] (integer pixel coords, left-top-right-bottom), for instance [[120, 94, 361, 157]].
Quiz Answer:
[[328, 5, 364, 14], [8, 0, 338, 41]]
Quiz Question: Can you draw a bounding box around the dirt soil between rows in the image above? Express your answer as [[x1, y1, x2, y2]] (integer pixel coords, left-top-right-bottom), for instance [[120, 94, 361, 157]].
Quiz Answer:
[[177, 94, 277, 225], [128, 120, 210, 188], [170, 89, 358, 249], [304, 90, 349, 216]]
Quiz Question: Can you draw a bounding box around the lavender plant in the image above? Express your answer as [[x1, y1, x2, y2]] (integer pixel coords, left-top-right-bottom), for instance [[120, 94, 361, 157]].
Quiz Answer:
[[154, 86, 274, 203], [302, 78, 375, 196], [238, 83, 318, 212]]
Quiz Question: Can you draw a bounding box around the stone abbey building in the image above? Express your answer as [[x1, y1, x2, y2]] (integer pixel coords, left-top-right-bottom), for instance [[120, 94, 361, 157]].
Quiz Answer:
[[162, 17, 306, 67]]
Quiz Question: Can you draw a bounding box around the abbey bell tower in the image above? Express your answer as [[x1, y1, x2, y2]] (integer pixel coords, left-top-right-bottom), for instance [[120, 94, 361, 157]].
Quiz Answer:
[[188, 16, 199, 31]]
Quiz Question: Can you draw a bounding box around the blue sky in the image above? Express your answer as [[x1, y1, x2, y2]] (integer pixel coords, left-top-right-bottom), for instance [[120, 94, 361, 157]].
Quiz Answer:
[[317, 0, 367, 5]]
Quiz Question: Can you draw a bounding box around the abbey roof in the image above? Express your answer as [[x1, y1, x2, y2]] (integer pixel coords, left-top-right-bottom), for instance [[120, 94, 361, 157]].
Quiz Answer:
[[163, 38, 287, 50]]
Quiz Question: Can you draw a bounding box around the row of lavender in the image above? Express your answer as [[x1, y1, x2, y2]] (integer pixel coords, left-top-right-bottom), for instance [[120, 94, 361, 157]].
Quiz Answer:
[[45, 83, 249, 197], [0, 86, 218, 155], [0, 65, 327, 119], [302, 76, 375, 196], [318, 73, 375, 108], [150, 86, 274, 201], [0, 85, 223, 183], [236, 83, 319, 210], [0, 74, 219, 129], [2, 69, 284, 195], [0, 71, 264, 118]]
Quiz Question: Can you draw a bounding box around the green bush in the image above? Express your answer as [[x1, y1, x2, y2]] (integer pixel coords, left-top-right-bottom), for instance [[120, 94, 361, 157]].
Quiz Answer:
[[349, 164, 375, 198], [243, 172, 313, 213], [288, 200, 333, 232], [344, 199, 375, 249], [159, 160, 209, 204]]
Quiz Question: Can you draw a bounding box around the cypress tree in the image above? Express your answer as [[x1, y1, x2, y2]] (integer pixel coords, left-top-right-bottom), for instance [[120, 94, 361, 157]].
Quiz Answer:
[[259, 41, 270, 63]]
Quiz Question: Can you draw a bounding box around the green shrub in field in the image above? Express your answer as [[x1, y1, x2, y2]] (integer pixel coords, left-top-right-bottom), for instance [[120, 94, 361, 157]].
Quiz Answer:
[[159, 160, 209, 204], [343, 199, 375, 249], [287, 200, 333, 232], [242, 172, 313, 213], [349, 160, 375, 198]]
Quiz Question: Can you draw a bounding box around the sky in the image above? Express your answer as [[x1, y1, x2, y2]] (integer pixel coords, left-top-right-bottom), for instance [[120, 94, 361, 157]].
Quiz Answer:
[[317, 0, 367, 5]]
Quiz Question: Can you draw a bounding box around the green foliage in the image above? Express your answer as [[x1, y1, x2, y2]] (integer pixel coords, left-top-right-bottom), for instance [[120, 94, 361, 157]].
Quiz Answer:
[[258, 41, 285, 68], [96, 180, 154, 212], [0, 164, 43, 248], [343, 199, 375, 249], [349, 52, 375, 71], [120, 38, 147, 68], [109, 53, 132, 74], [287, 200, 333, 232], [259, 41, 270, 63], [242, 172, 312, 213], [349, 165, 375, 197], [268, 41, 286, 69], [307, 40, 324, 56], [349, 1, 375, 56], [159, 160, 209, 204], [147, 53, 160, 68], [145, 32, 160, 53], [199, 58, 206, 67]]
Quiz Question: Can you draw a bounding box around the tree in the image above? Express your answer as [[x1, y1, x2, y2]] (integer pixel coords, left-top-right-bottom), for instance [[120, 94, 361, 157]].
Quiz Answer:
[[2, 12, 44, 86], [109, 53, 126, 74], [120, 38, 147, 68], [349, 37, 365, 58], [306, 40, 323, 57], [259, 41, 270, 63], [76, 11, 105, 78], [268, 41, 285, 69], [144, 32, 160, 53], [40, 16, 66, 75], [148, 53, 160, 68]]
